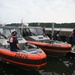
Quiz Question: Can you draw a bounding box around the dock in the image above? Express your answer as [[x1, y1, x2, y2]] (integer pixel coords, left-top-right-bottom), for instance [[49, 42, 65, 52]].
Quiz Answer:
[[45, 28, 73, 43]]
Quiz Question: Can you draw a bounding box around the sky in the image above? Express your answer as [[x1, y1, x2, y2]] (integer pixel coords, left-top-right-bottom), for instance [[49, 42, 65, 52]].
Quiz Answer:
[[0, 0, 75, 24]]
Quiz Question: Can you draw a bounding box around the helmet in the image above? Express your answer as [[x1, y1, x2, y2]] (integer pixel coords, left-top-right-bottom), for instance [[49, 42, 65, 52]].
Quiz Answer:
[[11, 31, 17, 36]]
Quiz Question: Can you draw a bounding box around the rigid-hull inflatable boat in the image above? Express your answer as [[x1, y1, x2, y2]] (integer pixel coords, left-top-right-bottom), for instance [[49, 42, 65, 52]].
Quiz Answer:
[[0, 26, 47, 70], [21, 25, 71, 56], [0, 45, 46, 70]]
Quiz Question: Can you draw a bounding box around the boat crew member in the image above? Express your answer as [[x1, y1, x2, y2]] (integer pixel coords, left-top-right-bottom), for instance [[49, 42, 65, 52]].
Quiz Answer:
[[42, 26, 45, 34], [53, 31, 60, 41], [69, 27, 75, 46], [9, 31, 20, 52]]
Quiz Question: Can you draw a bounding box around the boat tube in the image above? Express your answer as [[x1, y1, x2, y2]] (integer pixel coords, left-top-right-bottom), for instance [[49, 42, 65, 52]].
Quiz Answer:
[[28, 40, 71, 56]]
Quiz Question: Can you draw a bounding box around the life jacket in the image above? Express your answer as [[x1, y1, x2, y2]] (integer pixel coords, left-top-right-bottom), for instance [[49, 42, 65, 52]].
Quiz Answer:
[[9, 36, 16, 43]]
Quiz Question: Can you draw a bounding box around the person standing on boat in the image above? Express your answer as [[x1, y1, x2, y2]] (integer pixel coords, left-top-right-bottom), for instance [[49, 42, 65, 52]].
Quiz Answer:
[[69, 27, 75, 46], [53, 30, 61, 41], [9, 31, 20, 52], [42, 26, 45, 34]]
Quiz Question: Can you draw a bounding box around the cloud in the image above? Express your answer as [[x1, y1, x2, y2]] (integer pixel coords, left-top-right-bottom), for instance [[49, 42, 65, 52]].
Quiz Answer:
[[0, 0, 75, 24]]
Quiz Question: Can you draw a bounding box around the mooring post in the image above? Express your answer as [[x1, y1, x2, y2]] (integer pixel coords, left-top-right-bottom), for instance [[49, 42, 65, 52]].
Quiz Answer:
[[51, 23, 54, 39]]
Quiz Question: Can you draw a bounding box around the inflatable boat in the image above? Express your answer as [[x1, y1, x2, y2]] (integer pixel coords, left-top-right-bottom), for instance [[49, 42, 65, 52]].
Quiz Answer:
[[0, 26, 47, 70], [28, 40, 71, 56], [20, 25, 71, 56]]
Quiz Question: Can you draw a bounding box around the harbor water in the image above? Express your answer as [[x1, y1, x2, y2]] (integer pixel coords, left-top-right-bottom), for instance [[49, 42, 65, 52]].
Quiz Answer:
[[0, 56, 75, 75]]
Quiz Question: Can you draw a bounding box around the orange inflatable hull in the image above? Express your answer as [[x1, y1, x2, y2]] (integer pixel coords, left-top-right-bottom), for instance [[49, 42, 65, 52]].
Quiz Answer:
[[0, 48, 47, 70], [28, 41, 71, 56]]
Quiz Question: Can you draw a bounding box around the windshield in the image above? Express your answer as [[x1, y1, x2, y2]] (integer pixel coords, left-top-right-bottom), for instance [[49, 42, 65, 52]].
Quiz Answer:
[[10, 28, 22, 38], [30, 27, 44, 35], [0, 28, 3, 34], [30, 28, 38, 35], [36, 28, 44, 35], [0, 27, 22, 38], [4, 28, 11, 38]]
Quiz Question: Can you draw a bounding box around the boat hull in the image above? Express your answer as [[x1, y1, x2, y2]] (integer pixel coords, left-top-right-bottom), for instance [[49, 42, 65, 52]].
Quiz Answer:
[[28, 41, 71, 57], [0, 48, 47, 70]]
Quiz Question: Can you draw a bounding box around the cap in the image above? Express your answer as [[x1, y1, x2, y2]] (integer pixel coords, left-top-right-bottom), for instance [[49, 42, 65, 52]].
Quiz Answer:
[[11, 31, 17, 36]]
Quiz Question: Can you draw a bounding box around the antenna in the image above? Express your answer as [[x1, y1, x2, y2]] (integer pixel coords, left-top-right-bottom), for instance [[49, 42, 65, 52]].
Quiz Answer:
[[21, 19, 29, 27]]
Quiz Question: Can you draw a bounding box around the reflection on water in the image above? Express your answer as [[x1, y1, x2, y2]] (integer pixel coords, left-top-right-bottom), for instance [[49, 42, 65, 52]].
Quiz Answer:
[[0, 62, 40, 75], [0, 56, 75, 75], [39, 57, 75, 75]]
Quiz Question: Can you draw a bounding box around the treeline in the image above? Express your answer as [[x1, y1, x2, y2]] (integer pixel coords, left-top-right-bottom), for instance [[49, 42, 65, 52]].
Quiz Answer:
[[6, 23, 21, 27], [29, 22, 75, 28], [6, 22, 75, 28]]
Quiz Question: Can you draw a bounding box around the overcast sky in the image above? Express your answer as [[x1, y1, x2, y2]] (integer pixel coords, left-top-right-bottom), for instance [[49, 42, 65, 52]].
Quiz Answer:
[[0, 0, 75, 24]]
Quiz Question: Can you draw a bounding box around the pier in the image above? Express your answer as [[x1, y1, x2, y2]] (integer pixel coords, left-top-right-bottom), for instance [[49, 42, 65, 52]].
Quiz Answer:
[[45, 28, 73, 43]]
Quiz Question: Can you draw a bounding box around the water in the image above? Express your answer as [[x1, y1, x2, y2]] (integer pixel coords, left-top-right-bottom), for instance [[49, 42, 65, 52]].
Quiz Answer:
[[0, 56, 75, 75]]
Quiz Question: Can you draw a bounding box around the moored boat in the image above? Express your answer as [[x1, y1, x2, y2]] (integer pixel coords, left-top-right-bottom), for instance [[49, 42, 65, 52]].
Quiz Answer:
[[21, 25, 71, 56], [0, 26, 47, 70], [0, 45, 47, 70]]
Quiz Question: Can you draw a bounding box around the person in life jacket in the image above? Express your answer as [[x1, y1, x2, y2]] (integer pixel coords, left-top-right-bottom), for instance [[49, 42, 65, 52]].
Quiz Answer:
[[9, 31, 20, 52]]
